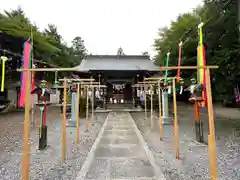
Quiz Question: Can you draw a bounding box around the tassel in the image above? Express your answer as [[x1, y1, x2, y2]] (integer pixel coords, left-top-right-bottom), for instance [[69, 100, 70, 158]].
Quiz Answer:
[[180, 86, 183, 95], [1, 56, 8, 92]]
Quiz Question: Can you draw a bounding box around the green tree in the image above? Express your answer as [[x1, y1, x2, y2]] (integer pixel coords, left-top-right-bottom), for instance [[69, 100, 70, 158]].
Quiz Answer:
[[154, 0, 240, 103], [71, 36, 87, 63], [0, 7, 87, 68]]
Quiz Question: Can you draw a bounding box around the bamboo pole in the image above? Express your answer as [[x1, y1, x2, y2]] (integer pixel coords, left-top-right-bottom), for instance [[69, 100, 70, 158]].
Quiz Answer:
[[59, 78, 95, 82], [172, 79, 180, 159], [205, 69, 218, 180], [150, 84, 153, 129], [76, 83, 80, 144], [17, 68, 79, 72], [21, 71, 31, 180], [31, 104, 35, 129], [138, 81, 160, 84], [83, 85, 107, 88], [160, 65, 218, 70], [158, 81, 163, 140], [90, 76, 94, 120], [144, 82, 147, 119], [144, 77, 175, 81], [57, 84, 106, 89], [61, 78, 67, 163], [91, 87, 94, 119], [85, 86, 89, 132]]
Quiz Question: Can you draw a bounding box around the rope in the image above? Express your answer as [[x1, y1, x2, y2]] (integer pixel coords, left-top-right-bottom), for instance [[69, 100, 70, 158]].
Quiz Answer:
[[1, 100, 15, 113]]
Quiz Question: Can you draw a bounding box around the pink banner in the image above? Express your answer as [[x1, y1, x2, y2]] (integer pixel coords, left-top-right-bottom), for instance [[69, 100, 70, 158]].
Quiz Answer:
[[202, 45, 208, 107], [19, 41, 31, 107]]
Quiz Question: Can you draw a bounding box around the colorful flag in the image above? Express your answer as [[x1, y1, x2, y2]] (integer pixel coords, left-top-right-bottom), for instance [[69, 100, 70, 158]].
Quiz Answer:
[[197, 22, 207, 107], [163, 53, 170, 88], [0, 56, 8, 92], [177, 42, 183, 82], [19, 41, 32, 107]]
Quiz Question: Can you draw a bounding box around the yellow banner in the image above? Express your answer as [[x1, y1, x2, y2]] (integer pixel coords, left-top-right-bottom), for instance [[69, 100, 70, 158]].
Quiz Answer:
[[1, 56, 8, 92], [198, 46, 204, 84]]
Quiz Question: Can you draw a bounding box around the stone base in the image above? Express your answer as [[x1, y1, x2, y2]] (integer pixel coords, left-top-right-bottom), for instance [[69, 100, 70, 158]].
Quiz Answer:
[[162, 117, 173, 125], [39, 125, 47, 150], [66, 118, 85, 127]]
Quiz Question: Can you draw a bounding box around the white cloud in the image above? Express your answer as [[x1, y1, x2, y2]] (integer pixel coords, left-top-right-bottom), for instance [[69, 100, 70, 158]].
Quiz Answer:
[[1, 0, 202, 56]]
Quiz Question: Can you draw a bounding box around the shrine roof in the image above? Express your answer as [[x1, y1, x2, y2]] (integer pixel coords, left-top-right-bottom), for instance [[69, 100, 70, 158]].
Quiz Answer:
[[74, 55, 160, 72]]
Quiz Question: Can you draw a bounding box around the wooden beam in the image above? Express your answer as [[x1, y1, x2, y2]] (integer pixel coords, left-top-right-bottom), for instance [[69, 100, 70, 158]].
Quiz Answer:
[[84, 85, 107, 88], [59, 78, 95, 82], [137, 81, 159, 84], [140, 81, 163, 84], [76, 82, 100, 85], [144, 76, 176, 81], [160, 65, 218, 70], [17, 68, 78, 72]]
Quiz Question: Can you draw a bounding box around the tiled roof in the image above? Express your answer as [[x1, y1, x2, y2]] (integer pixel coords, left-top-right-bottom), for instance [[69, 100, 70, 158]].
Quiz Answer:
[[74, 55, 159, 72]]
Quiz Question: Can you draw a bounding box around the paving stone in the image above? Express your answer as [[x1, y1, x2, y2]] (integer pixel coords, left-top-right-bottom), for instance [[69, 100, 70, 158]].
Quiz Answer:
[[110, 159, 155, 178], [78, 112, 162, 180]]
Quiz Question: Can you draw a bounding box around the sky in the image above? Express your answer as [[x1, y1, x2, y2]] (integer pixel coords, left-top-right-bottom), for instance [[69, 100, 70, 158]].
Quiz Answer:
[[1, 0, 202, 57]]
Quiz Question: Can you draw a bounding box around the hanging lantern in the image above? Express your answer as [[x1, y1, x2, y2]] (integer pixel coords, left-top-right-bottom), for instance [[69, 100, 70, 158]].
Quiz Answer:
[[179, 78, 184, 95], [40, 80, 47, 87], [191, 78, 197, 85], [180, 78, 184, 85], [167, 80, 172, 94]]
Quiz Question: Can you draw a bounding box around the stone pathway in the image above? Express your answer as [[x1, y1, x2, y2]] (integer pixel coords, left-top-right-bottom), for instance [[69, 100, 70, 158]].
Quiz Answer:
[[76, 112, 165, 180]]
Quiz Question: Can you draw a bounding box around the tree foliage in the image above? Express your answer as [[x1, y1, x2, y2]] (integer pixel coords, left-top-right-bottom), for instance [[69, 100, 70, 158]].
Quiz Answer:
[[154, 0, 240, 102], [0, 7, 87, 68]]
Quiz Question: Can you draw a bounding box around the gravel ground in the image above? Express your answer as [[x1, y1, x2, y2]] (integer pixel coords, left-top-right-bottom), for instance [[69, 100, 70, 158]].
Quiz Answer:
[[131, 103, 240, 180], [0, 103, 240, 180], [0, 107, 108, 180]]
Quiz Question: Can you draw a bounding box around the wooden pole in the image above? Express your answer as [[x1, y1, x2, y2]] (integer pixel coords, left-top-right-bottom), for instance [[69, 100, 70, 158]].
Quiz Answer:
[[172, 79, 180, 159], [21, 71, 31, 180], [205, 69, 218, 180], [150, 84, 153, 129], [62, 78, 67, 163], [31, 104, 35, 129], [144, 83, 147, 119], [85, 86, 89, 132], [90, 76, 94, 120], [92, 87, 94, 119], [158, 81, 163, 140], [76, 83, 80, 144]]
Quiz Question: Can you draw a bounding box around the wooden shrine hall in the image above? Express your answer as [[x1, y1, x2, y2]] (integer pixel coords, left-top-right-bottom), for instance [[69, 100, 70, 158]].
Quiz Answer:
[[73, 55, 160, 108]]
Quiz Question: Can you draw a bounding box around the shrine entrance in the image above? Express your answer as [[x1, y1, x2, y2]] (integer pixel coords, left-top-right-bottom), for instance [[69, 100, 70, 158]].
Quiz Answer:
[[106, 81, 133, 109]]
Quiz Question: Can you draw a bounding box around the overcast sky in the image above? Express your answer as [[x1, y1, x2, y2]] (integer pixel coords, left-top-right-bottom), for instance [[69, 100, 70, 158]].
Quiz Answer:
[[1, 0, 202, 56]]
